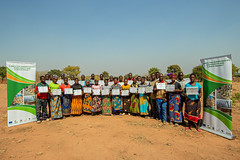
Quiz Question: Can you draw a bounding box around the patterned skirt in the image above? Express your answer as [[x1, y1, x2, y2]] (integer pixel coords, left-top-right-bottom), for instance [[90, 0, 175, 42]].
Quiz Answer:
[[71, 95, 83, 115], [122, 96, 131, 112], [169, 93, 182, 123], [139, 94, 149, 115], [184, 99, 201, 123], [92, 95, 102, 112], [102, 96, 112, 115], [112, 95, 122, 112], [130, 94, 140, 114], [62, 94, 72, 116], [83, 94, 92, 113], [50, 96, 62, 119]]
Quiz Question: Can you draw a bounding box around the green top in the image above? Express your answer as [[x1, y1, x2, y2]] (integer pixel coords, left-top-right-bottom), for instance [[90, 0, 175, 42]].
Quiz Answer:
[[48, 83, 60, 92]]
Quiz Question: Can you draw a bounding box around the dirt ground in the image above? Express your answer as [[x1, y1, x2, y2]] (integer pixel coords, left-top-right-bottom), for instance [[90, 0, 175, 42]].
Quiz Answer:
[[0, 83, 240, 160]]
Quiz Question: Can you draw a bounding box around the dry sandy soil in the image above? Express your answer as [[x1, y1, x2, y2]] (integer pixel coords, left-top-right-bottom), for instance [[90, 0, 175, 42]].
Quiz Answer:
[[0, 83, 240, 160]]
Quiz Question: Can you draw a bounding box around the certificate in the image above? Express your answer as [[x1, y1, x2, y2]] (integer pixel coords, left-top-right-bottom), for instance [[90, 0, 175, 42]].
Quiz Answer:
[[83, 87, 92, 94], [38, 86, 48, 93], [146, 86, 153, 93], [74, 89, 82, 96], [118, 82, 124, 86], [79, 81, 85, 86], [112, 89, 120, 95], [68, 80, 75, 86], [45, 80, 52, 85], [108, 82, 114, 86], [121, 90, 129, 96], [93, 89, 101, 95], [130, 87, 138, 93], [52, 89, 61, 96], [186, 87, 198, 95], [156, 83, 166, 90], [99, 80, 104, 86], [128, 80, 133, 85], [138, 87, 146, 94], [101, 89, 110, 95], [166, 85, 175, 92], [64, 88, 73, 94]]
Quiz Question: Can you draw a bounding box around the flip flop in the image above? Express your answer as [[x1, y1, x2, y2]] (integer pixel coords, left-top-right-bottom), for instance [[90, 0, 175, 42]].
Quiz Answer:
[[185, 127, 190, 130], [197, 129, 202, 132]]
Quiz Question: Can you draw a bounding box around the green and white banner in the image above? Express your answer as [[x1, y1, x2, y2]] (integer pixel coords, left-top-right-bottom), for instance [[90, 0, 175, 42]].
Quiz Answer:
[[200, 55, 233, 139], [7, 61, 36, 127]]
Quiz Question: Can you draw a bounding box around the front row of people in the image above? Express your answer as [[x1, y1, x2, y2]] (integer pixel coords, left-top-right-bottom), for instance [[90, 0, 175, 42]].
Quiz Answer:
[[35, 73, 202, 131]]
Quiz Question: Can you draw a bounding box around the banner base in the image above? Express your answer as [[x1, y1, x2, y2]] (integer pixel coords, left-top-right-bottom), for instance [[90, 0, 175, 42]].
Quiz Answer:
[[201, 126, 236, 140]]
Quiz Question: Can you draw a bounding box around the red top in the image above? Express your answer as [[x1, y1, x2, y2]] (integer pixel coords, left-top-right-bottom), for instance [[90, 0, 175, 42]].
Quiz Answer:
[[60, 83, 71, 92], [127, 78, 133, 80], [34, 85, 48, 99]]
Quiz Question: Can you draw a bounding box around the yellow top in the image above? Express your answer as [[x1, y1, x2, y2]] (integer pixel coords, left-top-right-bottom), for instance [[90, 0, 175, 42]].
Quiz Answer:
[[121, 84, 131, 90]]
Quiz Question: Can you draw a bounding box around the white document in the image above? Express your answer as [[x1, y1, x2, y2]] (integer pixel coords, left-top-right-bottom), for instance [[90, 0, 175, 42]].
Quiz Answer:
[[79, 81, 85, 86], [156, 83, 166, 90], [108, 82, 114, 86], [186, 87, 199, 95], [38, 86, 48, 93], [83, 87, 92, 94], [112, 89, 120, 95], [145, 81, 150, 85], [128, 80, 133, 85], [93, 89, 101, 95], [138, 87, 146, 94], [99, 80, 104, 86], [130, 87, 138, 93], [146, 86, 153, 93], [121, 90, 129, 96], [74, 89, 82, 96], [118, 82, 124, 86], [45, 80, 52, 85], [166, 85, 175, 92], [68, 80, 75, 86], [64, 88, 73, 94], [52, 89, 61, 96], [101, 89, 110, 95]]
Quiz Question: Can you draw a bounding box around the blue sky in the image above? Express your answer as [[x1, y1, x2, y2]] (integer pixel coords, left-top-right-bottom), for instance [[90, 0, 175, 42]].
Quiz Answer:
[[0, 0, 239, 76]]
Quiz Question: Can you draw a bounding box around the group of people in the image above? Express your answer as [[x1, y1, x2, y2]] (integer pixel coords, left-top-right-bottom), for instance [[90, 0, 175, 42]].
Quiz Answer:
[[34, 72, 202, 131]]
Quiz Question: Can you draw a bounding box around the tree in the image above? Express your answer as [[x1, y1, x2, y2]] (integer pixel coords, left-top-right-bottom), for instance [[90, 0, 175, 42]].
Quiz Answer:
[[167, 65, 182, 75], [148, 67, 160, 75], [192, 65, 202, 81], [102, 71, 109, 79], [62, 65, 81, 77], [47, 69, 62, 77], [0, 66, 6, 83], [232, 64, 239, 77]]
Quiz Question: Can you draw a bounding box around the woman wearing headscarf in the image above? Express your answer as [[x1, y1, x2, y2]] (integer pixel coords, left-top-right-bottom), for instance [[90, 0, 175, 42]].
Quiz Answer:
[[167, 74, 183, 126]]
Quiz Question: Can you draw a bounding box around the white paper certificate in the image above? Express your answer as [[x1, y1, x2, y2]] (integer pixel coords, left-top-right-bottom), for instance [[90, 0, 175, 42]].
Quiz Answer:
[[74, 89, 82, 96], [130, 87, 138, 93], [93, 89, 101, 95], [138, 87, 146, 94], [108, 82, 114, 86], [83, 87, 92, 94], [68, 80, 75, 86], [38, 86, 48, 93], [186, 87, 198, 95], [45, 80, 52, 85], [99, 80, 104, 86], [146, 86, 153, 93], [166, 85, 175, 92], [79, 81, 85, 86], [156, 83, 166, 90], [64, 88, 73, 94], [121, 90, 129, 96], [128, 80, 133, 85], [52, 89, 61, 96], [101, 89, 110, 95], [112, 89, 120, 95]]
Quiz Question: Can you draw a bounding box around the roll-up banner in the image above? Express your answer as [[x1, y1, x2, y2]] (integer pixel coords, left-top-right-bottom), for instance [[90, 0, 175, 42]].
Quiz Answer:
[[200, 55, 234, 139], [7, 61, 36, 127]]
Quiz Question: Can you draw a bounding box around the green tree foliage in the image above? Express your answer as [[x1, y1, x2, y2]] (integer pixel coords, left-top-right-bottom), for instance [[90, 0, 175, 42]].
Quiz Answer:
[[192, 65, 202, 81], [62, 65, 81, 77], [47, 69, 62, 77], [148, 67, 160, 75], [232, 64, 239, 77], [102, 71, 109, 79], [0, 66, 6, 83], [167, 65, 182, 75]]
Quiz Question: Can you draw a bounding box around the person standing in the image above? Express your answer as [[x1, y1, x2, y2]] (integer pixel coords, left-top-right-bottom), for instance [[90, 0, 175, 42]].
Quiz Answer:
[[83, 80, 92, 114], [154, 73, 168, 124], [184, 73, 202, 132], [121, 79, 131, 114], [92, 79, 102, 115], [149, 73, 158, 119], [90, 74, 95, 86], [45, 74, 52, 118], [101, 79, 112, 115], [139, 77, 149, 117], [178, 72, 187, 124], [127, 73, 133, 81], [111, 77, 122, 115], [34, 76, 49, 123], [60, 78, 72, 117], [71, 78, 83, 115], [48, 76, 62, 120], [167, 74, 183, 126], [130, 77, 139, 115]]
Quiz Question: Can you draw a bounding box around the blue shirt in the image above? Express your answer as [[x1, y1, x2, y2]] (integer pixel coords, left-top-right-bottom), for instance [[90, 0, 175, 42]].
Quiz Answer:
[[184, 82, 201, 100]]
